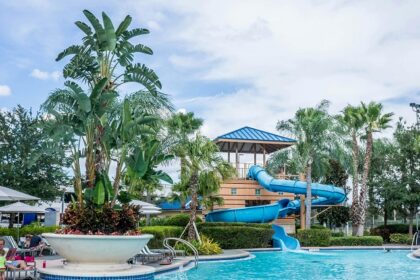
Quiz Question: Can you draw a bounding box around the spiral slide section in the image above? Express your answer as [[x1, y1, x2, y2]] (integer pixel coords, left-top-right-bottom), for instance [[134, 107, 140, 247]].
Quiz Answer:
[[205, 165, 346, 250]]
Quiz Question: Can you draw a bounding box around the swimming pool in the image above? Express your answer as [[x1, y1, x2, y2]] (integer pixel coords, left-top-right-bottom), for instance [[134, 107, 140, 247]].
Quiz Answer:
[[156, 250, 420, 280]]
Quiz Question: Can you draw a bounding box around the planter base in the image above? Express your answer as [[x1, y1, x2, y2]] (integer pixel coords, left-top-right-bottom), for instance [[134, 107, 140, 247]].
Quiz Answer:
[[38, 264, 155, 280]]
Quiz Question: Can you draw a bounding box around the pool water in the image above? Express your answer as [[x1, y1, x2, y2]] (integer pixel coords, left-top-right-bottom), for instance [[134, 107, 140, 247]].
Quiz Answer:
[[156, 250, 420, 280]]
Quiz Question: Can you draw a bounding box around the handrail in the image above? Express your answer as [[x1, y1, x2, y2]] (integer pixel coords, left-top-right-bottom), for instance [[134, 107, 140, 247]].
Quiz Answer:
[[163, 237, 199, 268], [411, 231, 419, 251]]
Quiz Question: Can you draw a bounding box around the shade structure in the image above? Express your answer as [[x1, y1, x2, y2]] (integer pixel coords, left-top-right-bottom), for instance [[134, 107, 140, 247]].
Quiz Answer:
[[0, 202, 46, 213], [140, 209, 162, 214], [130, 200, 157, 208], [0, 186, 40, 201]]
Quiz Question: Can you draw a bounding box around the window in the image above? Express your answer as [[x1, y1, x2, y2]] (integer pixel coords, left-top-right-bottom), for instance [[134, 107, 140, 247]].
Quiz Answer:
[[255, 189, 261, 196], [231, 188, 237, 195]]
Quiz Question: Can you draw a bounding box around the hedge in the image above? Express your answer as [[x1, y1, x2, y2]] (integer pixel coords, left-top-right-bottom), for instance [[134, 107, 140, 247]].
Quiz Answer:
[[371, 224, 409, 242], [389, 233, 412, 245], [140, 226, 183, 249], [198, 222, 272, 229], [331, 232, 345, 237], [330, 236, 383, 246], [198, 224, 274, 249], [139, 214, 202, 227], [0, 225, 59, 240], [296, 229, 331, 247]]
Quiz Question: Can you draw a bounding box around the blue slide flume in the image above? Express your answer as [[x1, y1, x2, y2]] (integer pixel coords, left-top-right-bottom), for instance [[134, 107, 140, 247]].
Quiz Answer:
[[205, 165, 346, 250]]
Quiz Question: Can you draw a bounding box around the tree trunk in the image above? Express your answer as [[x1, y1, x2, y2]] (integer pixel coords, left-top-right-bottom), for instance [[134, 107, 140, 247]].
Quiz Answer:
[[350, 131, 360, 235], [408, 209, 415, 238], [188, 173, 199, 240], [72, 149, 83, 207], [305, 160, 312, 229], [356, 131, 374, 236], [383, 207, 388, 227]]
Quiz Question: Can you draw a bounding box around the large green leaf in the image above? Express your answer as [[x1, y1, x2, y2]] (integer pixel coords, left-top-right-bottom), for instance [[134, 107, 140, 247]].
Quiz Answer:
[[90, 77, 108, 100], [122, 28, 150, 40], [93, 177, 105, 205], [75, 21, 92, 36], [101, 12, 117, 51], [56, 45, 83, 61], [131, 44, 153, 55], [115, 15, 132, 36]]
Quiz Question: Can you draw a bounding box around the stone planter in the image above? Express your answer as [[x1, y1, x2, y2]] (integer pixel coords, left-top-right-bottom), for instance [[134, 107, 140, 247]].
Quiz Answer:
[[42, 233, 153, 271]]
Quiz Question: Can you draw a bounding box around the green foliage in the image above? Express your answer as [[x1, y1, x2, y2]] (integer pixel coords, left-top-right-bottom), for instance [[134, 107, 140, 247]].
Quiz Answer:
[[163, 214, 202, 227], [331, 232, 345, 237], [296, 229, 331, 247], [389, 233, 412, 245], [317, 207, 350, 229], [371, 224, 409, 242], [140, 226, 183, 249], [61, 202, 140, 234], [0, 225, 59, 241], [198, 222, 271, 229], [0, 106, 70, 201], [175, 235, 222, 255], [198, 223, 274, 249], [330, 236, 383, 246]]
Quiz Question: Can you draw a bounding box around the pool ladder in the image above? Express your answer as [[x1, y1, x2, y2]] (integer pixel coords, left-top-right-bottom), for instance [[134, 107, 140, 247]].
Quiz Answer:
[[411, 231, 419, 251], [163, 237, 199, 268]]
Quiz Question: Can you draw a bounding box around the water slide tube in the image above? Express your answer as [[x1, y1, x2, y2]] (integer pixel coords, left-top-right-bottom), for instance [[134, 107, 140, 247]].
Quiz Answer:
[[205, 165, 346, 250]]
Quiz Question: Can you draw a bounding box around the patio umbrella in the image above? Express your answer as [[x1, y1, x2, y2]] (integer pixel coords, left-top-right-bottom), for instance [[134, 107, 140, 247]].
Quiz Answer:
[[0, 186, 40, 201], [130, 200, 162, 225], [0, 202, 45, 239]]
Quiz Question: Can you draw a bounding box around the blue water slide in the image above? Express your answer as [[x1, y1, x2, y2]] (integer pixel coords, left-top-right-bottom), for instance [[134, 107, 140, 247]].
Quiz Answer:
[[272, 224, 300, 250], [205, 165, 346, 250]]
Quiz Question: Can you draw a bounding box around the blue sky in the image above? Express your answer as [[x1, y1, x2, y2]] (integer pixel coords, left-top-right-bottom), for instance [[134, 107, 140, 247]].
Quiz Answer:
[[0, 0, 419, 139]]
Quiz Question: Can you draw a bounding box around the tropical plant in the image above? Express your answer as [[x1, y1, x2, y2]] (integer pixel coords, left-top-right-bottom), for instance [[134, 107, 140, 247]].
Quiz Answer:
[[177, 134, 234, 240], [277, 100, 336, 229], [353, 102, 393, 236], [41, 10, 171, 234]]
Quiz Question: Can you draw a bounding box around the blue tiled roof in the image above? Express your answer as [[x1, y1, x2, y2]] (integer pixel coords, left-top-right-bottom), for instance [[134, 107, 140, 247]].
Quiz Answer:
[[215, 126, 296, 143]]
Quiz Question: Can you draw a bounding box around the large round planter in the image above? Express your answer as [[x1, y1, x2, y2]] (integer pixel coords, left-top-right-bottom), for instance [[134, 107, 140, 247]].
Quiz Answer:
[[42, 233, 153, 271]]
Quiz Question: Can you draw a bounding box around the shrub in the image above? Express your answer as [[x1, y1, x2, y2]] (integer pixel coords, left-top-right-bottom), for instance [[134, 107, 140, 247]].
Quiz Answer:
[[140, 226, 183, 249], [331, 232, 344, 237], [296, 229, 331, 247], [389, 233, 412, 245], [330, 236, 383, 246], [0, 224, 59, 241], [175, 235, 222, 255], [62, 203, 140, 234], [198, 222, 271, 229], [163, 214, 202, 227], [371, 224, 409, 242], [198, 223, 274, 249]]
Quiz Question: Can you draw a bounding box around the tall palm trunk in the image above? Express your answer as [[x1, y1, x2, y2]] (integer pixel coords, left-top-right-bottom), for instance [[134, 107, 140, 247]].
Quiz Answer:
[[188, 173, 199, 240], [356, 131, 373, 236], [305, 159, 312, 229], [350, 131, 360, 235]]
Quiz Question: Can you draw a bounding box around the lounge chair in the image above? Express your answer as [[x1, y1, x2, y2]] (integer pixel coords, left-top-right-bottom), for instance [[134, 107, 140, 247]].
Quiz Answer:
[[136, 245, 165, 264]]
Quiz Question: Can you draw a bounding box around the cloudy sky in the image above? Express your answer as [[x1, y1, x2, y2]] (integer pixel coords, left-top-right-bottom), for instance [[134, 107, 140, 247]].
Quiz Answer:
[[1, 0, 419, 140]]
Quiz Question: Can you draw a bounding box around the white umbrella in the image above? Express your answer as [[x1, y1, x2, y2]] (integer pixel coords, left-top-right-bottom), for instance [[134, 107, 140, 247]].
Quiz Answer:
[[0, 202, 45, 213], [140, 209, 162, 214], [0, 202, 45, 240], [130, 199, 157, 208], [0, 186, 40, 201]]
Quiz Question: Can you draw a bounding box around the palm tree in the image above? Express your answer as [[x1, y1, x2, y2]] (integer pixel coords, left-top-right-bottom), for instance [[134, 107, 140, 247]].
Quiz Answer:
[[339, 105, 365, 235], [277, 100, 335, 229], [178, 134, 234, 240], [353, 102, 393, 236]]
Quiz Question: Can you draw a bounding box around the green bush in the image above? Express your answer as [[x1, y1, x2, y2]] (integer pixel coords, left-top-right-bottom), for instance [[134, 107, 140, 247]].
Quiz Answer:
[[330, 236, 383, 246], [163, 214, 202, 227], [296, 229, 331, 247], [175, 235, 222, 255], [371, 224, 409, 242], [390, 233, 412, 245], [331, 232, 344, 237], [140, 226, 183, 249], [0, 224, 59, 241], [198, 224, 274, 249], [139, 214, 203, 227], [198, 222, 271, 229]]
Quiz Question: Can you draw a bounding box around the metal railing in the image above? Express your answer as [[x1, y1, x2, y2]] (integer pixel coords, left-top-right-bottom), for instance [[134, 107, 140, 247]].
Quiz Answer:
[[411, 231, 419, 251], [163, 237, 199, 268]]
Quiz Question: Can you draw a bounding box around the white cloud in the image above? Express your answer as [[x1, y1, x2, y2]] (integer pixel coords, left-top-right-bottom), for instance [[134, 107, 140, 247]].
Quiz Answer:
[[0, 85, 11, 96], [30, 69, 60, 81], [139, 0, 420, 137]]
